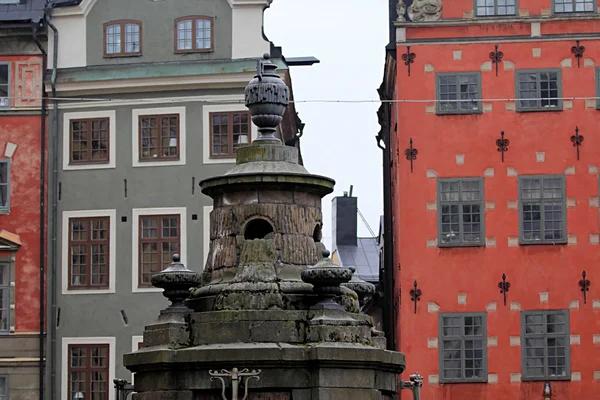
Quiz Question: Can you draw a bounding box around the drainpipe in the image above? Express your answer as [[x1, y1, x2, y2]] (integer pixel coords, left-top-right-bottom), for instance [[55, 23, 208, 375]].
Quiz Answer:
[[31, 20, 48, 400], [45, 13, 59, 400]]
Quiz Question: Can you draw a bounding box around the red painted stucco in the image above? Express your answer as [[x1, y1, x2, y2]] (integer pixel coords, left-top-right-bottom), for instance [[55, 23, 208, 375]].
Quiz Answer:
[[393, 6, 600, 399], [0, 55, 46, 333]]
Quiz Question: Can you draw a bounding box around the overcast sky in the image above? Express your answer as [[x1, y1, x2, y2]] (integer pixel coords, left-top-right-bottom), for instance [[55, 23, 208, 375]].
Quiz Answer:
[[264, 1, 389, 249]]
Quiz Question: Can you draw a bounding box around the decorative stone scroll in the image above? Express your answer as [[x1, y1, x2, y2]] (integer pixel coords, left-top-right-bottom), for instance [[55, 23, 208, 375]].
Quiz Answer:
[[408, 0, 443, 22]]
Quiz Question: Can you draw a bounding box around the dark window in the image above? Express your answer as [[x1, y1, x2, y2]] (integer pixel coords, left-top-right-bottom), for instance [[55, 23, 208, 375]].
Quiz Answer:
[[139, 215, 180, 286], [210, 112, 251, 157], [139, 115, 180, 161], [70, 118, 110, 164], [0, 375, 7, 400], [596, 67, 600, 109], [436, 72, 482, 114], [439, 313, 487, 383], [0, 264, 9, 333], [521, 310, 570, 381], [475, 0, 517, 16], [553, 0, 595, 12], [437, 178, 484, 246], [516, 69, 562, 112], [519, 175, 566, 244], [104, 20, 142, 56], [175, 16, 213, 52], [69, 217, 110, 289], [0, 63, 8, 108], [0, 160, 9, 211], [68, 344, 109, 400]]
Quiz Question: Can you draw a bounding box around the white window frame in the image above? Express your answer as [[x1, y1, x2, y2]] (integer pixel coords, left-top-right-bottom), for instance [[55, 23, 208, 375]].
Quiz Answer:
[[63, 110, 117, 171], [132, 106, 186, 167], [132, 207, 187, 293], [61, 336, 116, 400], [203, 205, 212, 270], [61, 209, 117, 295], [202, 104, 258, 164], [131, 335, 143, 383]]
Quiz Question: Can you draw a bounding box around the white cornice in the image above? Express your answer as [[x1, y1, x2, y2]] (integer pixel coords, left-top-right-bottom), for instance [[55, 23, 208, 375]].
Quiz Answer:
[[51, 0, 98, 17], [227, 0, 272, 8]]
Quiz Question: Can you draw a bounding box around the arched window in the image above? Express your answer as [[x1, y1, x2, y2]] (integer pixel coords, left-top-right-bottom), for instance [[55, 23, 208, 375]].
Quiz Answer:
[[103, 20, 142, 56], [244, 218, 274, 240], [175, 16, 213, 52]]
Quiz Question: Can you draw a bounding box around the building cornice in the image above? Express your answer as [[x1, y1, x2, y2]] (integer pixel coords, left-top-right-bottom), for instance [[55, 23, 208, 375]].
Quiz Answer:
[[227, 0, 272, 8], [395, 14, 600, 28], [50, 0, 97, 17]]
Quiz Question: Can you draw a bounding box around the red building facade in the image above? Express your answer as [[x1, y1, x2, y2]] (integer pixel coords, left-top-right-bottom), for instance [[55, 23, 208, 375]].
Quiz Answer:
[[0, 30, 46, 400], [382, 1, 600, 398]]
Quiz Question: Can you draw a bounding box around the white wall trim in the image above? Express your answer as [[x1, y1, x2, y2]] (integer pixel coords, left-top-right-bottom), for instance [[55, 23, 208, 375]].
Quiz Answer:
[[131, 335, 144, 383], [53, 72, 255, 95], [230, 1, 271, 58], [61, 210, 117, 295], [58, 94, 244, 110], [61, 336, 116, 400], [202, 104, 258, 164], [203, 206, 213, 270], [51, 0, 98, 16], [132, 106, 186, 168], [63, 110, 117, 171], [132, 207, 187, 293]]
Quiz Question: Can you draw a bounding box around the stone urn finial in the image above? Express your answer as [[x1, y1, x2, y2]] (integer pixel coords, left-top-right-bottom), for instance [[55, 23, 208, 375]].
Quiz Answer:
[[301, 249, 353, 310], [343, 267, 376, 306], [244, 53, 290, 143], [151, 254, 201, 315]]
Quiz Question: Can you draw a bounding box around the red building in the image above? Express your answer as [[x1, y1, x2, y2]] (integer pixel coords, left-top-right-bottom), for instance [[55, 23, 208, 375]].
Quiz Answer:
[[0, 2, 47, 399], [379, 1, 600, 398]]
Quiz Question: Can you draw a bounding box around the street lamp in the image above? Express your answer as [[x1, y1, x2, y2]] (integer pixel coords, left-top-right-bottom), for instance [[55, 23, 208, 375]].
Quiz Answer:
[[543, 382, 552, 399]]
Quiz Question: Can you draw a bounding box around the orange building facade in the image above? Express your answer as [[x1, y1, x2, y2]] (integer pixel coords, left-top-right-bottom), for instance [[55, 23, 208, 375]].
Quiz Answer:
[[381, 1, 600, 398]]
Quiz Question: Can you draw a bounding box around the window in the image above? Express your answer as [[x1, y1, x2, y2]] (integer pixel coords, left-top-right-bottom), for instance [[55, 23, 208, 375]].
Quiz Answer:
[[0, 375, 6, 400], [516, 69, 562, 112], [0, 160, 9, 212], [139, 114, 180, 161], [553, 0, 596, 13], [521, 310, 570, 381], [68, 217, 110, 289], [519, 175, 566, 244], [475, 0, 517, 16], [0, 63, 9, 108], [437, 178, 484, 247], [439, 313, 487, 383], [68, 344, 109, 400], [104, 20, 142, 56], [436, 73, 482, 114], [175, 16, 213, 52], [0, 264, 9, 333], [139, 215, 180, 287], [596, 67, 600, 109], [210, 112, 251, 157], [70, 118, 109, 164]]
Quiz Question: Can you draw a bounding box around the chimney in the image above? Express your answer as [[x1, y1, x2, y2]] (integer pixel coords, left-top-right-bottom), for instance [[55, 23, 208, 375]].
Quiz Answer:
[[332, 193, 357, 247]]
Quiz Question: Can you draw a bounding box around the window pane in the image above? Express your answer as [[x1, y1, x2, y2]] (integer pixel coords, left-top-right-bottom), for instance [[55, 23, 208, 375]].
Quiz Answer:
[[177, 20, 192, 50], [0, 65, 8, 107], [196, 18, 211, 49], [106, 24, 121, 54], [0, 162, 8, 208], [125, 23, 140, 53]]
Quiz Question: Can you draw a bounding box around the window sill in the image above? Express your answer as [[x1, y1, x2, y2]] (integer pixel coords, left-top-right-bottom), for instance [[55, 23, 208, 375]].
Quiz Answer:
[[69, 161, 110, 166], [518, 239, 567, 246], [438, 242, 485, 248], [0, 209, 10, 215], [438, 379, 488, 384], [209, 155, 235, 159], [103, 53, 142, 58], [138, 158, 181, 162], [516, 107, 563, 113], [64, 288, 114, 295], [436, 110, 483, 116], [521, 376, 570, 382], [175, 49, 214, 54]]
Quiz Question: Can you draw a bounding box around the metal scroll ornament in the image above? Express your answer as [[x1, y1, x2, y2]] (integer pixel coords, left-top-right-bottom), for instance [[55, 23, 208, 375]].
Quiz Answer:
[[570, 126, 584, 160], [489, 44, 503, 76], [244, 53, 290, 142], [409, 280, 422, 314], [401, 46, 416, 76], [498, 273, 510, 306], [571, 40, 585, 68], [404, 138, 418, 173], [209, 368, 261, 400], [579, 270, 590, 304], [496, 131, 509, 163]]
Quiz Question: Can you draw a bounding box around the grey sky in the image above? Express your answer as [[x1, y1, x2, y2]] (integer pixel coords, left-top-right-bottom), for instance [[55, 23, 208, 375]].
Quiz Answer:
[[265, 1, 389, 248]]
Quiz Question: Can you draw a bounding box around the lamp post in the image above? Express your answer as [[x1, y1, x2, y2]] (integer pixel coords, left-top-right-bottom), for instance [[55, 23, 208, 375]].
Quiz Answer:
[[543, 382, 552, 399], [399, 373, 423, 400]]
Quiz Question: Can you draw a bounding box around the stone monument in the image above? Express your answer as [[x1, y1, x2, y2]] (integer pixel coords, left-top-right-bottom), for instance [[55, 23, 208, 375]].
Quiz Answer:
[[124, 54, 408, 400]]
